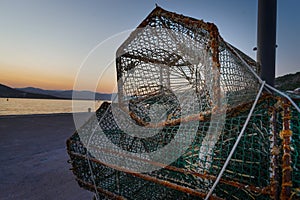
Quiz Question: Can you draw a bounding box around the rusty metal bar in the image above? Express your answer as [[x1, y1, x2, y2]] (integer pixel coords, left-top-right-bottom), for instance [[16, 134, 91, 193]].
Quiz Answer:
[[123, 93, 272, 128], [76, 178, 127, 200], [69, 151, 224, 199], [280, 98, 293, 200], [68, 146, 270, 196], [270, 107, 280, 199], [207, 23, 221, 108]]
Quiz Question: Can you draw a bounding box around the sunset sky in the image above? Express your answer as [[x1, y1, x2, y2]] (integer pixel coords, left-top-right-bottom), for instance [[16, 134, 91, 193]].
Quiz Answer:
[[0, 0, 299, 93]]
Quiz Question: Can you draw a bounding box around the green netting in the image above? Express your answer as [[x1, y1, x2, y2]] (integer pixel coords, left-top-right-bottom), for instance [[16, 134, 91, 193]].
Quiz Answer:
[[67, 96, 300, 199], [291, 100, 300, 197], [66, 6, 300, 200]]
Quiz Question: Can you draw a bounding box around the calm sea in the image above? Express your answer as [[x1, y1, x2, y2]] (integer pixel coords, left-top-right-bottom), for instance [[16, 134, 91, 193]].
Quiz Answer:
[[0, 98, 103, 116]]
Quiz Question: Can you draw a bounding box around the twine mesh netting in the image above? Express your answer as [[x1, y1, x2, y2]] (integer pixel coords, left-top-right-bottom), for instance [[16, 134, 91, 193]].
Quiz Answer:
[[67, 7, 300, 199]]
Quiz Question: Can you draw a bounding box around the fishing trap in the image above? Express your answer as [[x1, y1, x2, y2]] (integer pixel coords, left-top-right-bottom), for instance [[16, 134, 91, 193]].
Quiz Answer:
[[67, 7, 300, 200]]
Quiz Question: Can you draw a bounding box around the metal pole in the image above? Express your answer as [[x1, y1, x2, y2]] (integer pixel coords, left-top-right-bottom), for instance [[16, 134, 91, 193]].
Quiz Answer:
[[257, 0, 277, 86]]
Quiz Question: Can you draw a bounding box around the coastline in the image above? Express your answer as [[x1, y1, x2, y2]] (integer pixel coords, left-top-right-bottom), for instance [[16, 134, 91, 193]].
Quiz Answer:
[[0, 112, 90, 119], [0, 112, 74, 118], [0, 113, 94, 200]]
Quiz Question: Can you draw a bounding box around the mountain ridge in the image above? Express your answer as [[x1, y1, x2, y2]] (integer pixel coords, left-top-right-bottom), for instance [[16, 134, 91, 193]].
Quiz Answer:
[[275, 71, 300, 91], [0, 84, 61, 99], [16, 86, 112, 100], [1, 71, 299, 100]]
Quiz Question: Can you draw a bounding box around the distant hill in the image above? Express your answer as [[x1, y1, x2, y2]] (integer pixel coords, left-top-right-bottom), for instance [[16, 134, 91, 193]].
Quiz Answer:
[[2, 71, 298, 100], [275, 72, 300, 91], [16, 87, 112, 100], [0, 84, 60, 99]]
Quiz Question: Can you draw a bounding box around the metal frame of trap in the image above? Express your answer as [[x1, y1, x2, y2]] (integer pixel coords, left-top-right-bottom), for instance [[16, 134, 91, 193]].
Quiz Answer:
[[67, 7, 300, 200]]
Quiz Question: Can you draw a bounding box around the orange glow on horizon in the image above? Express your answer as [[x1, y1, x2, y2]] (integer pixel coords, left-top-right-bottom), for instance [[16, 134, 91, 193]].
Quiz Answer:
[[1, 77, 115, 93], [1, 64, 115, 93]]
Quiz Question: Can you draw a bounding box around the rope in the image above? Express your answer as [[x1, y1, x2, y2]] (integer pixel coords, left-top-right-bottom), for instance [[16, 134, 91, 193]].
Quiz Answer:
[[204, 81, 266, 200], [85, 105, 115, 199], [265, 83, 300, 113], [226, 42, 300, 114], [225, 42, 262, 83]]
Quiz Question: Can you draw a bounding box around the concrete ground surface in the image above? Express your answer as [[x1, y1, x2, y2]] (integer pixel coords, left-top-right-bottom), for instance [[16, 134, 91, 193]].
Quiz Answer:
[[0, 113, 94, 200]]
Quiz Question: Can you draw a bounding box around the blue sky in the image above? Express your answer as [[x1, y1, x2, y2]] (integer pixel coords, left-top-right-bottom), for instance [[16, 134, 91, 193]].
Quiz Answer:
[[0, 0, 299, 92]]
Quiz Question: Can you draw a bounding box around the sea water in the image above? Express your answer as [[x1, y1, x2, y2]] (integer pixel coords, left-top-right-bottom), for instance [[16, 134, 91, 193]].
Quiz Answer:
[[0, 98, 103, 116]]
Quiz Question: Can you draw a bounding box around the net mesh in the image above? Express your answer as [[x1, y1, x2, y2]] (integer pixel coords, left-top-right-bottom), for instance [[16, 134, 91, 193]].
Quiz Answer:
[[67, 6, 300, 200]]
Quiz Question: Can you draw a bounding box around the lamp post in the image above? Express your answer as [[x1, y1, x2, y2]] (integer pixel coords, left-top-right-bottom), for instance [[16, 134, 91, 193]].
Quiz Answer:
[[257, 0, 277, 86]]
